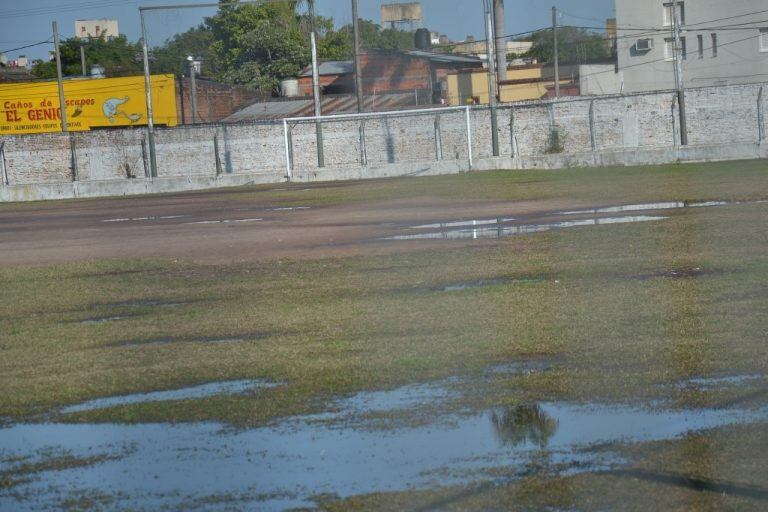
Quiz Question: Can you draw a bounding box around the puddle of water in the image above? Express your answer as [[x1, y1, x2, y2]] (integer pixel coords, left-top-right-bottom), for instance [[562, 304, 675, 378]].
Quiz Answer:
[[635, 266, 720, 281], [94, 300, 190, 309], [185, 218, 263, 225], [388, 216, 667, 241], [101, 215, 188, 223], [438, 277, 548, 292], [77, 316, 132, 325], [267, 206, 312, 212], [2, 396, 766, 511], [60, 380, 279, 415], [113, 336, 250, 348], [558, 200, 733, 216], [679, 374, 765, 390]]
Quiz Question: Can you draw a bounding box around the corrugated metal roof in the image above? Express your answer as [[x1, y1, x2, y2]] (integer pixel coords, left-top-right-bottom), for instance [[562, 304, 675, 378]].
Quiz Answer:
[[404, 50, 483, 64], [223, 92, 435, 123], [299, 61, 354, 77]]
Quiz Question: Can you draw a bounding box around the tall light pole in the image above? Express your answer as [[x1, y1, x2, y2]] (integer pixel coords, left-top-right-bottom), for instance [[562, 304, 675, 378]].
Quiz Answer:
[[494, 0, 507, 82], [187, 55, 199, 124], [552, 6, 560, 98], [672, 0, 688, 145], [484, 0, 499, 156], [52, 21, 68, 133], [139, 8, 157, 177], [310, 31, 324, 167], [351, 0, 364, 113]]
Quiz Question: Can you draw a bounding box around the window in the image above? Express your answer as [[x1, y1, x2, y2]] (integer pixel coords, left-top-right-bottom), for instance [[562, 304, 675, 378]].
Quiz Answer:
[[697, 34, 703, 58], [95, 25, 100, 34], [711, 33, 718, 57], [760, 28, 768, 52], [664, 37, 686, 61], [663, 2, 685, 27], [80, 26, 86, 33]]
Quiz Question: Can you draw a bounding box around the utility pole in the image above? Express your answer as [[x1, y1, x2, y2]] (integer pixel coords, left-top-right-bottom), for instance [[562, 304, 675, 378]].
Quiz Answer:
[[494, 0, 506, 82], [672, 0, 688, 145], [552, 6, 560, 98], [484, 0, 499, 156], [351, 0, 364, 113], [139, 8, 157, 177], [52, 21, 68, 133], [187, 56, 198, 124], [310, 31, 324, 167], [80, 45, 87, 76]]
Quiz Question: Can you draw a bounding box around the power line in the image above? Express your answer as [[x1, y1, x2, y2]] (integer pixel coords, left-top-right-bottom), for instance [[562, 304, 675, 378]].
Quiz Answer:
[[0, 40, 52, 55]]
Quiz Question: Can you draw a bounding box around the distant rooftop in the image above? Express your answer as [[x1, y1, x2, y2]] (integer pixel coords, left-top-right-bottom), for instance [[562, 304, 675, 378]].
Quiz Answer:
[[299, 61, 354, 77]]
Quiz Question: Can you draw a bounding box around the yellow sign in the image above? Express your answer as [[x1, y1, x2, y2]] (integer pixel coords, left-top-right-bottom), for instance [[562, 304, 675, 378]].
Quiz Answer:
[[0, 74, 177, 135]]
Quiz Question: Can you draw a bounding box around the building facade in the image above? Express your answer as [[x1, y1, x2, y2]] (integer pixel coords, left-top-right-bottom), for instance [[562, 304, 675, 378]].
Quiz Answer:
[[616, 0, 768, 92], [74, 19, 119, 40]]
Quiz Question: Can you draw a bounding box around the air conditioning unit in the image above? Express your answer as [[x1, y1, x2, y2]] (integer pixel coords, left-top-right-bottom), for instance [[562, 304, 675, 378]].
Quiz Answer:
[[636, 38, 653, 51]]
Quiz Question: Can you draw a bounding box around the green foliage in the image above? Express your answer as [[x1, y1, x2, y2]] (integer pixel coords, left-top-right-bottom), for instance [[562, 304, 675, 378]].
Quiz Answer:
[[525, 27, 610, 64], [317, 19, 414, 61], [150, 25, 216, 77], [32, 35, 143, 79]]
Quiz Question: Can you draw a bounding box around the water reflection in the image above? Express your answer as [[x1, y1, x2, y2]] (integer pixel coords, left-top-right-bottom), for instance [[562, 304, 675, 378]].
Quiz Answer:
[[491, 404, 559, 449], [388, 216, 668, 241]]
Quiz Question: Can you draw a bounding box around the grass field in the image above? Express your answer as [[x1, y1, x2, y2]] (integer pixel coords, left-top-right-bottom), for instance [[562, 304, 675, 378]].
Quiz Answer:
[[1, 159, 768, 510]]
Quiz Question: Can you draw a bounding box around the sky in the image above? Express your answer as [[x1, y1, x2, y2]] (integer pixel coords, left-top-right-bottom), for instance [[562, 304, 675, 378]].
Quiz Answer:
[[0, 0, 614, 62]]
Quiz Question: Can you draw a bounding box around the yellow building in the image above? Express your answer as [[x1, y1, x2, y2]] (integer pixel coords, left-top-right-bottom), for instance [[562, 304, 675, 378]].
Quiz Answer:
[[446, 65, 573, 105], [0, 74, 177, 135]]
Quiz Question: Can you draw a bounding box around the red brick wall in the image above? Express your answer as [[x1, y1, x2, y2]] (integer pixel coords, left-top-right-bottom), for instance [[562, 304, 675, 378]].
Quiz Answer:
[[359, 52, 432, 93], [176, 78, 263, 124]]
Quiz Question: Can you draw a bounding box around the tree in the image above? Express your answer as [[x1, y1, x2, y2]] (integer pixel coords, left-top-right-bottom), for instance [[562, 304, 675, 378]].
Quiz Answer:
[[151, 25, 217, 77], [316, 19, 414, 61], [32, 35, 143, 78], [524, 28, 610, 64], [205, 2, 310, 93]]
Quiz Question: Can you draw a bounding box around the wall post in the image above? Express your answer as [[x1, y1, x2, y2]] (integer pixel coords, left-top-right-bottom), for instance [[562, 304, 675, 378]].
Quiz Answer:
[[465, 106, 473, 169], [589, 100, 596, 152], [359, 119, 368, 166], [0, 141, 8, 186], [283, 119, 293, 181], [509, 107, 517, 157], [69, 134, 79, 182], [758, 86, 765, 144], [141, 137, 150, 179], [434, 113, 443, 161], [214, 132, 223, 177]]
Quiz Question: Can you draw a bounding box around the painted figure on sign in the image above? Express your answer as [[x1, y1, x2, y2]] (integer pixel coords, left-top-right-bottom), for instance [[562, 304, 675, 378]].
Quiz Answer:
[[102, 97, 142, 124]]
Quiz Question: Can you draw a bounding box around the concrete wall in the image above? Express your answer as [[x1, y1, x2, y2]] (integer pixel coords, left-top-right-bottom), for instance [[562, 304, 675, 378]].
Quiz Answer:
[[1, 82, 766, 201]]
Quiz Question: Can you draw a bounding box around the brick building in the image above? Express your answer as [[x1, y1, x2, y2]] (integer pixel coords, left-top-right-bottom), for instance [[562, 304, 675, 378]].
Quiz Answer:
[[175, 78, 264, 125], [297, 49, 481, 101]]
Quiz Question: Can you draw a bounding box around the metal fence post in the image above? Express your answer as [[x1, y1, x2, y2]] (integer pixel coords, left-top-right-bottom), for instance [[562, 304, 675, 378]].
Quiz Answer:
[[0, 141, 8, 186], [214, 131, 223, 177], [434, 112, 443, 161], [69, 134, 79, 182], [589, 100, 596, 152], [465, 106, 473, 169], [758, 86, 765, 144], [283, 119, 292, 181]]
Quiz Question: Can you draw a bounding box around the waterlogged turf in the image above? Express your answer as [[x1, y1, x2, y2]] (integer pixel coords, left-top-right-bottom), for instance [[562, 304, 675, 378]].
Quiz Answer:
[[1, 160, 768, 510]]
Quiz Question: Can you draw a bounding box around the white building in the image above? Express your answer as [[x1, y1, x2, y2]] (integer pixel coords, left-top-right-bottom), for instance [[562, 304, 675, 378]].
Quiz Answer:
[[616, 0, 768, 92], [74, 19, 119, 40]]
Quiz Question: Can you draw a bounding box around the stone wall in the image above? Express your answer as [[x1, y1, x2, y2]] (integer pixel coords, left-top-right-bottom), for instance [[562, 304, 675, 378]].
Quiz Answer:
[[1, 83, 766, 191]]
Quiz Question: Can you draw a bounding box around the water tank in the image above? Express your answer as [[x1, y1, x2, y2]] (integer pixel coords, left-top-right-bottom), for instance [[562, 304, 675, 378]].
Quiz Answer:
[[90, 65, 105, 78], [280, 79, 300, 97], [415, 28, 431, 50]]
